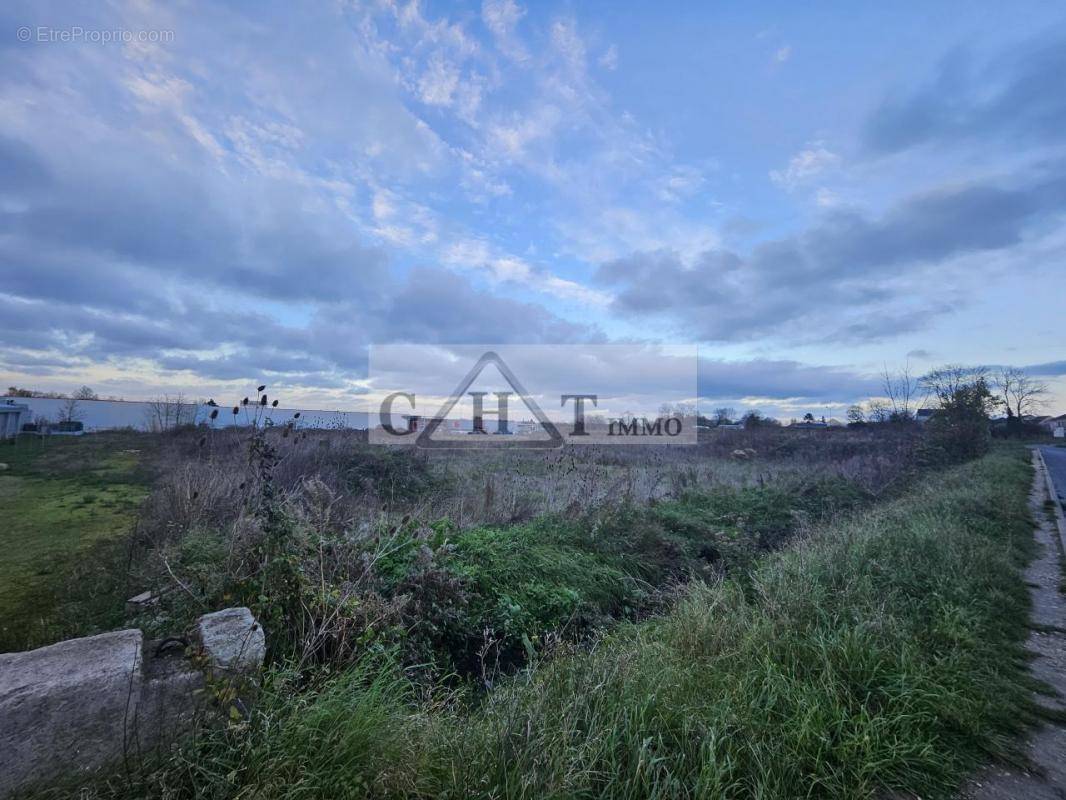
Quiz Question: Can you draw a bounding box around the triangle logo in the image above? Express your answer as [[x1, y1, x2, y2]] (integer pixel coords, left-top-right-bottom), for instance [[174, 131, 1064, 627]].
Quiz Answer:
[[416, 351, 564, 449]]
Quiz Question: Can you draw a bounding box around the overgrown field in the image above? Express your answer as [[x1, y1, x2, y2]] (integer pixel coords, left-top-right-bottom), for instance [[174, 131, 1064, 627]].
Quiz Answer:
[[122, 425, 900, 677], [37, 432, 1037, 799]]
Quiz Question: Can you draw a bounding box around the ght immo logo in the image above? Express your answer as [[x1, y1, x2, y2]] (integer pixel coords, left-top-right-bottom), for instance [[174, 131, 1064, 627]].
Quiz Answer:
[[368, 344, 699, 449]]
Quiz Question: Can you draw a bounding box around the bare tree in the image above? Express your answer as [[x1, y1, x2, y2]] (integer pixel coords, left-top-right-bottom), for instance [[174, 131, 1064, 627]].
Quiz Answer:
[[659, 401, 696, 418], [73, 385, 98, 400], [59, 396, 82, 423], [712, 407, 736, 425], [866, 399, 890, 423], [920, 364, 992, 408], [993, 366, 1048, 419], [145, 393, 194, 432], [881, 363, 920, 420], [846, 405, 865, 424]]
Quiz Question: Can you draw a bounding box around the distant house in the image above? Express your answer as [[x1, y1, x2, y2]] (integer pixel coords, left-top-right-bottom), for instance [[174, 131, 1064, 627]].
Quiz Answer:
[[1040, 414, 1066, 437], [789, 421, 828, 430], [0, 400, 30, 441], [914, 408, 937, 424], [392, 415, 474, 435]]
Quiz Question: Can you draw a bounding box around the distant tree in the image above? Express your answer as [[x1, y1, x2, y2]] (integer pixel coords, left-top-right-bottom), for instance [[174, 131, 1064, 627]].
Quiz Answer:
[[5, 386, 34, 397], [866, 400, 890, 423], [802, 412, 815, 422], [659, 401, 696, 419], [846, 405, 866, 426], [73, 385, 99, 400], [993, 367, 1048, 420], [145, 393, 194, 432], [882, 363, 920, 421], [742, 410, 780, 428], [712, 407, 736, 425], [59, 397, 82, 423], [920, 365, 992, 407], [919, 365, 996, 463], [742, 410, 763, 429]]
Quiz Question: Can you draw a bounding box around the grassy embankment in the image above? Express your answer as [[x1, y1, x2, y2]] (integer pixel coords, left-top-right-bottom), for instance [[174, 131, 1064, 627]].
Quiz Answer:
[[114, 445, 1043, 799], [0, 432, 151, 652]]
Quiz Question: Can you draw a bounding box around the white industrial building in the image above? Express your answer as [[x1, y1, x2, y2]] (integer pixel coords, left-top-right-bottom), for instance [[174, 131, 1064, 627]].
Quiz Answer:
[[1, 396, 368, 434]]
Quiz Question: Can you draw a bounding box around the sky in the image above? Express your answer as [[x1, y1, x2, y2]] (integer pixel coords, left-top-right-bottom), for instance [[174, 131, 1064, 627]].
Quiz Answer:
[[1, 0, 1065, 419]]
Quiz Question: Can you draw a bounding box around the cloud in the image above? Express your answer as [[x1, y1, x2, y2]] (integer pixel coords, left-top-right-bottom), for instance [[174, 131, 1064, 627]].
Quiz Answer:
[[0, 1, 607, 401], [486, 105, 562, 159], [0, 262, 599, 397], [597, 161, 1066, 341], [417, 52, 463, 107], [442, 238, 610, 304], [2, 0, 1058, 414], [598, 45, 619, 71], [549, 19, 588, 72], [370, 268, 599, 345], [1025, 361, 1066, 377], [0, 137, 393, 306], [482, 0, 530, 63], [770, 143, 840, 188], [864, 34, 1066, 154], [814, 187, 839, 207], [698, 358, 879, 403], [655, 165, 706, 203]]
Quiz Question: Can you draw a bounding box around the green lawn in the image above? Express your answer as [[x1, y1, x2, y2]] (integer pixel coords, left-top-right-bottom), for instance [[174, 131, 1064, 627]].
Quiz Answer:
[[0, 432, 152, 652]]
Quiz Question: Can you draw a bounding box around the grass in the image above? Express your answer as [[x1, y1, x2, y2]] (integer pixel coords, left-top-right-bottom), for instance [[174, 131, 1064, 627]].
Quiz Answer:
[[0, 432, 152, 651], [92, 445, 1039, 800]]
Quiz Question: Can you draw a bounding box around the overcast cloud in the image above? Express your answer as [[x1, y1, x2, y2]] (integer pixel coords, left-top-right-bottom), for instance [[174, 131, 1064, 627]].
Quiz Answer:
[[1, 2, 1064, 415]]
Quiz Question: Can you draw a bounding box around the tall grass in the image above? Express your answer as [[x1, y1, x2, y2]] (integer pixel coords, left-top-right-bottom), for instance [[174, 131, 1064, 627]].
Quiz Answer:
[[100, 446, 1039, 800]]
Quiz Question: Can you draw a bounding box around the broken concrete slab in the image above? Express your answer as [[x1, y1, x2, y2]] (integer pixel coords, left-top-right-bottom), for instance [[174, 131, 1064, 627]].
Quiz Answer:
[[0, 629, 143, 798], [125, 590, 158, 616], [132, 646, 206, 755], [0, 608, 265, 798], [194, 607, 265, 674]]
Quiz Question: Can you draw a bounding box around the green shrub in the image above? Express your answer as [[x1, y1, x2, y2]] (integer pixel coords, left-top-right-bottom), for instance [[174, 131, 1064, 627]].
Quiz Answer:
[[346, 448, 441, 503]]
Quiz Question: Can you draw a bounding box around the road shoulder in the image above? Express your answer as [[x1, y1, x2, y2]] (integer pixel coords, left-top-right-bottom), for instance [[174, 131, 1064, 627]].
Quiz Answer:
[[961, 449, 1066, 799]]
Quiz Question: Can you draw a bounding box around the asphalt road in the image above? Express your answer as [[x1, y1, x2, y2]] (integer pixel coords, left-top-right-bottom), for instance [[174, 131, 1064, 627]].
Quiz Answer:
[[1041, 445, 1066, 505]]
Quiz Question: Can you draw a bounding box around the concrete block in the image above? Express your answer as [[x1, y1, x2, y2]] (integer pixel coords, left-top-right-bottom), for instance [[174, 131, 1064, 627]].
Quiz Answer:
[[195, 607, 265, 673], [0, 629, 143, 797], [131, 647, 206, 754], [0, 608, 264, 797]]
